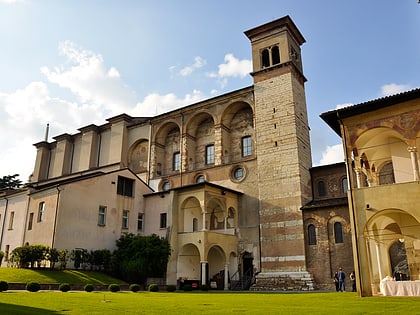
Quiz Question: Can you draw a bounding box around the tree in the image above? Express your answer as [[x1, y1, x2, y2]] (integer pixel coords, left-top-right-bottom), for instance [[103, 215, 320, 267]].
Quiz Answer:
[[0, 174, 22, 190], [112, 233, 171, 284]]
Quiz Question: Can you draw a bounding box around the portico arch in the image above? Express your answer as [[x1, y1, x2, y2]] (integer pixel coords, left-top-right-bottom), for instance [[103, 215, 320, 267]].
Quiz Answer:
[[364, 209, 420, 289], [177, 243, 201, 282]]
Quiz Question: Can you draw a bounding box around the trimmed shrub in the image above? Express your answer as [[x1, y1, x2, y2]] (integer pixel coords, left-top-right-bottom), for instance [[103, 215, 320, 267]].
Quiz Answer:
[[59, 283, 71, 292], [0, 281, 8, 292], [84, 284, 94, 292], [166, 284, 176, 292], [200, 284, 209, 291], [26, 282, 41, 292], [108, 284, 120, 292], [129, 284, 141, 292], [183, 284, 192, 291], [148, 283, 159, 292]]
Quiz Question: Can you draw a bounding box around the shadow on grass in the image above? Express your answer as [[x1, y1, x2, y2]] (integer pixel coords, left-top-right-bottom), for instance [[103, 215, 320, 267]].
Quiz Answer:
[[0, 302, 60, 315]]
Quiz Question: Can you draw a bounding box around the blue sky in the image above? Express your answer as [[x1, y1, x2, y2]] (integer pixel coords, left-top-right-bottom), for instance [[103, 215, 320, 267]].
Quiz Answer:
[[1, 0, 419, 182]]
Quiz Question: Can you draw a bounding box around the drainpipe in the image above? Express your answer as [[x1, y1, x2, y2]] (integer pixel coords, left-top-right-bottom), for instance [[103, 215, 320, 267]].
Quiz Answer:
[[337, 113, 363, 296], [0, 197, 9, 250], [21, 191, 31, 246], [51, 186, 62, 249], [180, 113, 184, 187]]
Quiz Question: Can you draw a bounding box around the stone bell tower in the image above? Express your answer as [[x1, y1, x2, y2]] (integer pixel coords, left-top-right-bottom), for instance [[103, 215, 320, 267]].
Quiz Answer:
[[245, 16, 313, 290]]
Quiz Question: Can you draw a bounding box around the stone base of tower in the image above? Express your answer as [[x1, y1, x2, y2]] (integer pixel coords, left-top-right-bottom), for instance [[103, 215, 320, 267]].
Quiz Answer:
[[250, 272, 315, 291]]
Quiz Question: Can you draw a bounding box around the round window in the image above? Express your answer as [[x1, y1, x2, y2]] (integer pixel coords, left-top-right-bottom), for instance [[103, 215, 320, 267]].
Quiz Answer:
[[233, 167, 244, 180], [162, 181, 170, 191]]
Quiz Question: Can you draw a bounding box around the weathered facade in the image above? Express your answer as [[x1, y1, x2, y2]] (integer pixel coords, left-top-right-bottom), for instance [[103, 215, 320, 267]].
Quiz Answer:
[[301, 163, 354, 290], [321, 89, 420, 296], [0, 16, 355, 291]]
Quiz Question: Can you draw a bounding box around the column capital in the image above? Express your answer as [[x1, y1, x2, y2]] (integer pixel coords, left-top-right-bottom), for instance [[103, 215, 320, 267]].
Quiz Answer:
[[408, 146, 417, 153]]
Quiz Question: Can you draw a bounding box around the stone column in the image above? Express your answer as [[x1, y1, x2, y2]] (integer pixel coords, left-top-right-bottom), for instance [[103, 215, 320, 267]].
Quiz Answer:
[[201, 261, 208, 286], [354, 168, 363, 188], [408, 147, 420, 181], [224, 263, 229, 290], [202, 210, 207, 231], [375, 242, 383, 281]]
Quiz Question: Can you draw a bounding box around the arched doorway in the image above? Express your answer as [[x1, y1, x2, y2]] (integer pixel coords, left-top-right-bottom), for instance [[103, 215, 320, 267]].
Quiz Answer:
[[208, 246, 226, 289], [242, 252, 254, 289], [389, 240, 409, 280]]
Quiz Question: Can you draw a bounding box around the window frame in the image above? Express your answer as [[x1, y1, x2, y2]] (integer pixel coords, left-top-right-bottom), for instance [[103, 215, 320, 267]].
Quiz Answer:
[[308, 224, 317, 245], [122, 210, 129, 229], [242, 136, 252, 157], [8, 211, 14, 230], [117, 176, 134, 197], [205, 144, 215, 165], [37, 202, 45, 222], [137, 213, 144, 231], [98, 206, 107, 226], [160, 213, 167, 229], [28, 212, 34, 230], [334, 222, 344, 244], [317, 180, 326, 197], [173, 152, 180, 171]]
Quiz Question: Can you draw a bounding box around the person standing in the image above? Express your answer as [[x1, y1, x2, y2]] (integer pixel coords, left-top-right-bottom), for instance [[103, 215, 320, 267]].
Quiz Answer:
[[333, 272, 339, 292], [350, 271, 356, 292], [338, 268, 346, 292]]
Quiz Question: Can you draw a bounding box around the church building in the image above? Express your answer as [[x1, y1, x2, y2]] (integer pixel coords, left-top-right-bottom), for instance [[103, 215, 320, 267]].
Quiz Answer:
[[0, 16, 355, 291]]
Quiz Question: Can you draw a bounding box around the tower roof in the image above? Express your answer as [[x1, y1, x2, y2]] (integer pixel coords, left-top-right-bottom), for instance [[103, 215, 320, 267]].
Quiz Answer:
[[244, 15, 305, 45]]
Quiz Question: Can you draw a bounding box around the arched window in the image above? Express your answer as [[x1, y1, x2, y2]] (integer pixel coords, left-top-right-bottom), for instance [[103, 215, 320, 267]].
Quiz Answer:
[[193, 218, 198, 232], [318, 181, 326, 197], [196, 175, 205, 183], [342, 177, 348, 194], [261, 49, 270, 68], [308, 224, 317, 245], [173, 152, 180, 171], [272, 46, 280, 65], [334, 222, 343, 243]]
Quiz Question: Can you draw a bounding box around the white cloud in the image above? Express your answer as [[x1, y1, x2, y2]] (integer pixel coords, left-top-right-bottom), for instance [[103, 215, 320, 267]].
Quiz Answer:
[[335, 103, 353, 110], [41, 40, 136, 115], [0, 0, 23, 3], [315, 144, 344, 166], [380, 83, 410, 97], [216, 54, 252, 78], [133, 89, 205, 116], [0, 41, 240, 182], [206, 53, 251, 88], [179, 56, 207, 77]]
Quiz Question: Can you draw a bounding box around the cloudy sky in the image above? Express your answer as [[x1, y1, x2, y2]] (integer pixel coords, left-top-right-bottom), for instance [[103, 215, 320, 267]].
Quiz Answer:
[[1, 1, 419, 182]]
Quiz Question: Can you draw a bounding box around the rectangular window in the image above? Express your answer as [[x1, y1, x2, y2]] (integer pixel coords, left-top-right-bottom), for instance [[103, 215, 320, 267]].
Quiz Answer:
[[160, 213, 167, 229], [28, 212, 34, 230], [8, 211, 14, 230], [205, 144, 215, 165], [242, 136, 252, 157], [98, 206, 106, 226], [122, 210, 129, 229], [38, 201, 45, 222], [5, 245, 9, 262], [173, 152, 180, 171], [117, 176, 134, 197], [137, 213, 144, 231]]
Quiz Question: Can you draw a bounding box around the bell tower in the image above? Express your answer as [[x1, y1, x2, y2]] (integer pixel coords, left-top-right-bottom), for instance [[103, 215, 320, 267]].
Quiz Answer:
[[245, 16, 313, 289]]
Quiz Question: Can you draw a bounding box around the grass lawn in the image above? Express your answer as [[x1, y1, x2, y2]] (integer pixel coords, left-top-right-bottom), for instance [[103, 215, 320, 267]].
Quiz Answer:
[[0, 268, 125, 285], [0, 291, 419, 314]]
